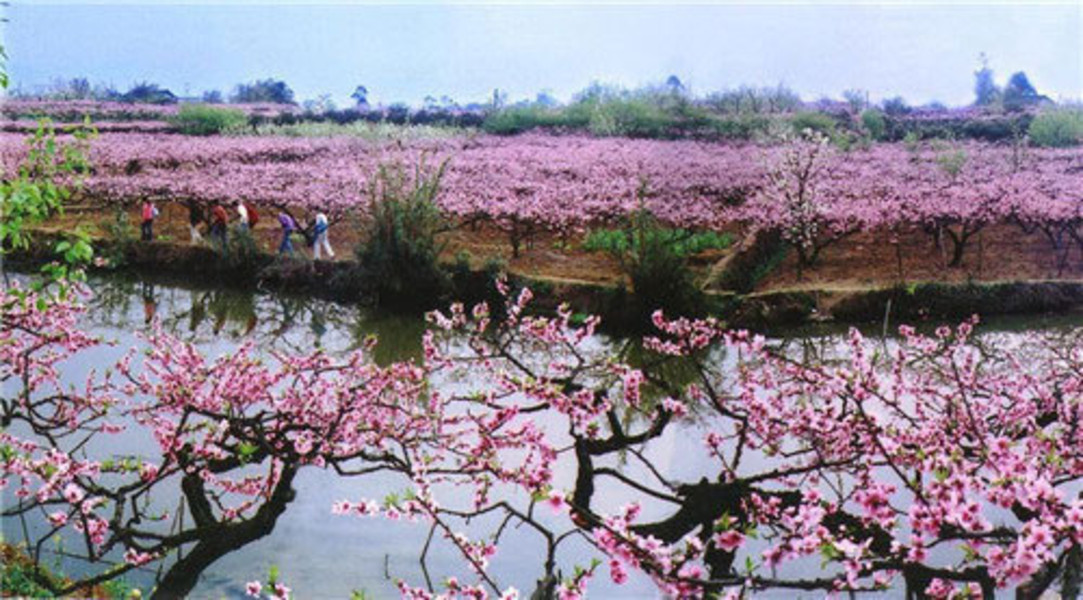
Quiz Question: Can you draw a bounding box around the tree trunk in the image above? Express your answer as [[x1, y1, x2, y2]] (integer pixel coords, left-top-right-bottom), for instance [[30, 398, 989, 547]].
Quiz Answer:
[[946, 228, 968, 268], [151, 468, 297, 600], [530, 575, 557, 600]]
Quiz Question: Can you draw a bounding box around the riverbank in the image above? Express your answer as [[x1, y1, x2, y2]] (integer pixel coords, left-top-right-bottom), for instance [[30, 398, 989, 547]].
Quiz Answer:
[[12, 224, 1083, 334]]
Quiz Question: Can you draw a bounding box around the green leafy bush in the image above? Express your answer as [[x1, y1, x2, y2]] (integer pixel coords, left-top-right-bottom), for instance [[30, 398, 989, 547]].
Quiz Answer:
[[789, 111, 837, 137], [0, 542, 136, 599], [1, 118, 97, 287], [169, 104, 248, 135], [1028, 108, 1083, 147], [483, 83, 763, 140], [356, 158, 450, 310], [97, 207, 137, 268], [221, 225, 264, 269], [585, 97, 670, 137], [482, 105, 566, 135], [583, 197, 730, 318], [236, 120, 467, 140], [707, 114, 773, 140], [860, 109, 887, 141]]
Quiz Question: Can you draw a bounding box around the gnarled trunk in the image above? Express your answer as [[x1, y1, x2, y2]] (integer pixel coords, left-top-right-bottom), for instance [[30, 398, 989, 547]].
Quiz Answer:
[[151, 467, 297, 600]]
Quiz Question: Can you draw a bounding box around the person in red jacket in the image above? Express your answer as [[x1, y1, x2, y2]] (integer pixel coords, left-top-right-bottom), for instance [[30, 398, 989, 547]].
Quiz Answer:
[[140, 200, 159, 241], [210, 204, 229, 251]]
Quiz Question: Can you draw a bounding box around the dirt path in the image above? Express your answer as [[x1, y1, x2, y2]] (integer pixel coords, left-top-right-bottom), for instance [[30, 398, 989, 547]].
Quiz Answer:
[[38, 203, 1083, 295], [42, 202, 634, 287]]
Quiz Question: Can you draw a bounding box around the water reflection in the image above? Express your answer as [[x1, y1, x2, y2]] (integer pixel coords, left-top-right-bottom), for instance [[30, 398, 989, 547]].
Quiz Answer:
[[82, 272, 424, 363]]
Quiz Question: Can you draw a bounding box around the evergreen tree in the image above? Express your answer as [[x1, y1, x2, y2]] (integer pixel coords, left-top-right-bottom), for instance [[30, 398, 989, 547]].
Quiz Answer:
[[974, 52, 1000, 106]]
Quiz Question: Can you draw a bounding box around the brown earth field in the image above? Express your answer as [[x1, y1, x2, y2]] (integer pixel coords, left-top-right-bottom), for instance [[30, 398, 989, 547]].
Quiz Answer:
[[29, 201, 1083, 295], [757, 223, 1083, 292]]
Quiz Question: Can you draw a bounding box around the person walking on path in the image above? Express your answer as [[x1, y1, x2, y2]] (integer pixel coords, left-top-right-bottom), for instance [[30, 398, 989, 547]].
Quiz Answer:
[[312, 212, 334, 260], [278, 211, 298, 255], [187, 201, 204, 245], [211, 203, 229, 251], [236, 201, 250, 232], [140, 199, 159, 241]]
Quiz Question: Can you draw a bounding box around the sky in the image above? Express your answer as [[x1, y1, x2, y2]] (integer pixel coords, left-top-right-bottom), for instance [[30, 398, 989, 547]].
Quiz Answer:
[[5, 1, 1082, 107]]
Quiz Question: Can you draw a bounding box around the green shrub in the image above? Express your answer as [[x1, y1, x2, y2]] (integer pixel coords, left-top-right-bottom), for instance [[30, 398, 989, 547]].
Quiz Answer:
[[1028, 108, 1083, 147], [98, 207, 137, 268], [961, 116, 1029, 142], [860, 109, 887, 141], [482, 105, 564, 135], [0, 559, 58, 598], [484, 83, 790, 141], [237, 120, 468, 140], [708, 114, 773, 140], [584, 97, 670, 138], [0, 542, 137, 599], [169, 104, 248, 135], [583, 198, 730, 318], [903, 131, 922, 152], [711, 229, 787, 293], [790, 111, 837, 137], [221, 225, 263, 269], [484, 85, 716, 140], [356, 158, 450, 310], [935, 147, 968, 178], [560, 100, 599, 130]]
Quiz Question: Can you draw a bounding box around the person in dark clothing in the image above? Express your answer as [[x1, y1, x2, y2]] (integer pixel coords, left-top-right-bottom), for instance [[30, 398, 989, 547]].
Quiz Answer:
[[187, 201, 205, 244]]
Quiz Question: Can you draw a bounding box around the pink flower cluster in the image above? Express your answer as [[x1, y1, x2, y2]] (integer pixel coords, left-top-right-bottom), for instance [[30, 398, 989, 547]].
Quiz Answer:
[[0, 132, 761, 227]]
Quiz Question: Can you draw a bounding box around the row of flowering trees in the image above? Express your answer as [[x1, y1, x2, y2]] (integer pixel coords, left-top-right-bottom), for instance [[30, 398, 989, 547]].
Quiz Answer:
[[0, 132, 758, 229], [4, 277, 1082, 598], [4, 129, 1082, 273], [740, 131, 1083, 272]]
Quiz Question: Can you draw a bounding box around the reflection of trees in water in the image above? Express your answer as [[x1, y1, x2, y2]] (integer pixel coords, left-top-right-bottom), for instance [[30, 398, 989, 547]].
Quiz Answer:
[[82, 274, 429, 358], [772, 333, 845, 367], [352, 310, 427, 366], [84, 275, 140, 329], [615, 338, 710, 427]]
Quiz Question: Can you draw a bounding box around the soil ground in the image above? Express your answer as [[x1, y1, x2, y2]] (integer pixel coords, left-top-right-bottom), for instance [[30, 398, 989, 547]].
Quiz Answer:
[[32, 202, 1083, 295], [759, 223, 1082, 292]]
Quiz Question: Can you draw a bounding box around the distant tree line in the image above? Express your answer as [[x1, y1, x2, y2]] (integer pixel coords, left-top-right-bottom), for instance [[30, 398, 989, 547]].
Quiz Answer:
[[15, 53, 1059, 114], [12, 58, 1079, 146], [14, 77, 299, 105]]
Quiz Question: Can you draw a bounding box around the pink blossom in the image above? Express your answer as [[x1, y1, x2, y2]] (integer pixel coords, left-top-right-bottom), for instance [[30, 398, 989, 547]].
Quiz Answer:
[[62, 483, 85, 504], [712, 530, 746, 552]]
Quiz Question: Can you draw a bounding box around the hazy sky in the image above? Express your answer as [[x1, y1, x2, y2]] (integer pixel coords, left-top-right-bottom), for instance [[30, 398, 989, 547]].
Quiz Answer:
[[6, 1, 1082, 107]]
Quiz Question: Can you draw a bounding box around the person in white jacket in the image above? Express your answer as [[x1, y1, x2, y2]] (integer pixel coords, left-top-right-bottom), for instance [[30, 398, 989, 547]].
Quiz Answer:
[[313, 212, 334, 260], [235, 201, 250, 232]]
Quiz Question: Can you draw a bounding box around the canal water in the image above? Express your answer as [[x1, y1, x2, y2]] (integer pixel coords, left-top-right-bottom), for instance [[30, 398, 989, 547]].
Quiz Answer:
[[4, 271, 1082, 598]]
